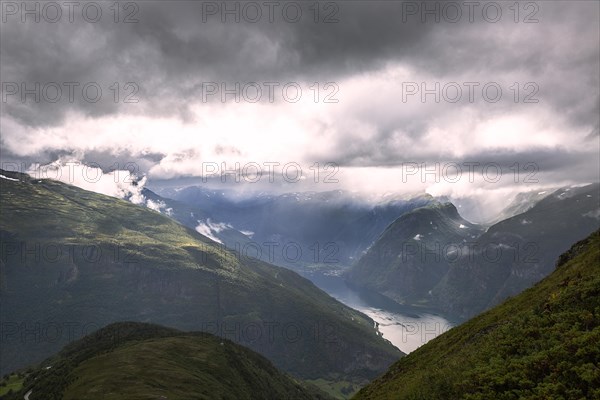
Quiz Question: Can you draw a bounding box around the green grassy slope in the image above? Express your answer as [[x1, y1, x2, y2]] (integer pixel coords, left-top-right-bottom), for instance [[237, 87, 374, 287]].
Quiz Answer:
[[353, 230, 600, 399], [0, 322, 331, 400], [0, 170, 401, 384], [0, 374, 24, 397]]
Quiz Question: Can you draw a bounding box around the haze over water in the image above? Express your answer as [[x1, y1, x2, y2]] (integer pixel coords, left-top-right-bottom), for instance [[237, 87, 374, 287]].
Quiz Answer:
[[305, 270, 455, 354]]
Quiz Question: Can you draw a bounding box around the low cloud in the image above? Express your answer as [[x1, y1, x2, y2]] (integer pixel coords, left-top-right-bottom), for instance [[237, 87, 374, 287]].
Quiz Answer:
[[26, 157, 147, 204], [2, 1, 598, 221], [146, 199, 173, 216], [194, 219, 233, 244], [24, 158, 174, 217]]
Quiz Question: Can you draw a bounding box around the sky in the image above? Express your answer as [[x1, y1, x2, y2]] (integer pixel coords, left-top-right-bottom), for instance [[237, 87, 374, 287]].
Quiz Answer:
[[1, 0, 599, 220]]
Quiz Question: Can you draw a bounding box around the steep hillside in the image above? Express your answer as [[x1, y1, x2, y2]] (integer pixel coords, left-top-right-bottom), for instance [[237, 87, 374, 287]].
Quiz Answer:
[[0, 170, 401, 385], [354, 230, 600, 400], [346, 202, 483, 305], [433, 183, 599, 318], [0, 322, 331, 400]]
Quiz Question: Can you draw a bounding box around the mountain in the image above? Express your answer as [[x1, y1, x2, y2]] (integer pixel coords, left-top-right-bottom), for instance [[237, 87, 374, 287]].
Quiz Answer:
[[0, 170, 401, 388], [485, 188, 555, 225], [0, 322, 332, 400], [161, 186, 434, 269], [347, 184, 599, 319], [346, 202, 484, 306], [141, 188, 253, 248], [433, 183, 600, 318], [354, 230, 600, 399]]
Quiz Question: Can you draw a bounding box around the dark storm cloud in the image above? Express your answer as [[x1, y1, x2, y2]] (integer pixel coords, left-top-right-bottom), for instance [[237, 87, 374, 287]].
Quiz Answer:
[[2, 1, 597, 127], [317, 139, 599, 179], [0, 0, 598, 191], [0, 1, 442, 127]]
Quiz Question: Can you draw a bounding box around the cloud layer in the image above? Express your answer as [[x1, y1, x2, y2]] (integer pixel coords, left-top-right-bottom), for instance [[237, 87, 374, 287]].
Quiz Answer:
[[2, 1, 598, 205]]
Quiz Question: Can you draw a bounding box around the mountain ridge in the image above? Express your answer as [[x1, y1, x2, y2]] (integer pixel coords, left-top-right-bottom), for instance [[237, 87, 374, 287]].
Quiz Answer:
[[0, 321, 333, 400], [346, 201, 485, 307], [0, 169, 402, 385], [346, 183, 599, 319]]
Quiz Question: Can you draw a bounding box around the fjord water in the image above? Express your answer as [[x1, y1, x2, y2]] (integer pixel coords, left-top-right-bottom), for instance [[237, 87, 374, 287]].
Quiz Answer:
[[304, 270, 457, 354]]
